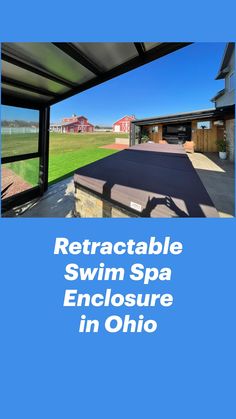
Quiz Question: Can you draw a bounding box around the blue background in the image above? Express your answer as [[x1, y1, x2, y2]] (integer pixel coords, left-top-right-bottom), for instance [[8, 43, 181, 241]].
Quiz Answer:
[[1, 219, 235, 418], [0, 2, 236, 418]]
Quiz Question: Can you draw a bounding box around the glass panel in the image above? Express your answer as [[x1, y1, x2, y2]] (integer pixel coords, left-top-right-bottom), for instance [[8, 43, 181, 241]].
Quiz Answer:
[[2, 43, 94, 84], [2, 61, 70, 95], [2, 84, 53, 103], [135, 125, 141, 144], [73, 43, 138, 71], [143, 42, 161, 51], [1, 158, 39, 199], [1, 105, 40, 158]]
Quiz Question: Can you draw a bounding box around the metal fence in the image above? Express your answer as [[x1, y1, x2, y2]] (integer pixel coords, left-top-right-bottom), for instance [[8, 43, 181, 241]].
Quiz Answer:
[[1, 127, 39, 134]]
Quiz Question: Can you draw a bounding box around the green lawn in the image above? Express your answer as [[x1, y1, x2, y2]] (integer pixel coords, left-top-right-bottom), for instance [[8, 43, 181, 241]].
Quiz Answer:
[[2, 132, 39, 157], [3, 132, 128, 186]]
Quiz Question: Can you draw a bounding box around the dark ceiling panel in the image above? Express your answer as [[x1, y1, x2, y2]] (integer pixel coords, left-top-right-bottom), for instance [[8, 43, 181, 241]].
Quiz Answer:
[[2, 43, 95, 84], [1, 61, 70, 95], [2, 83, 54, 103], [52, 43, 103, 76], [1, 42, 192, 108], [143, 42, 162, 51], [47, 43, 192, 106], [72, 42, 139, 71]]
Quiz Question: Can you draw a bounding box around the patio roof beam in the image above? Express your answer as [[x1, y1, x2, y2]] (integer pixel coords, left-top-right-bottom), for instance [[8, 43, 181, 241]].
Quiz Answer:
[[2, 76, 58, 98], [1, 52, 75, 89], [52, 43, 103, 76], [1, 94, 44, 110], [134, 43, 146, 56], [48, 42, 192, 106]]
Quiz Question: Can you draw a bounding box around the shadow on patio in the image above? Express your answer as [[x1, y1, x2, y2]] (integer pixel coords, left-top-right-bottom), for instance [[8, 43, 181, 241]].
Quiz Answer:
[[2, 177, 75, 218], [188, 152, 235, 217], [2, 151, 234, 218]]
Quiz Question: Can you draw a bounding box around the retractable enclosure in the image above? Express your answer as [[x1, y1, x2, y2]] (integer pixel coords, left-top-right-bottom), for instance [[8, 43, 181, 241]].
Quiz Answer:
[[1, 42, 191, 211]]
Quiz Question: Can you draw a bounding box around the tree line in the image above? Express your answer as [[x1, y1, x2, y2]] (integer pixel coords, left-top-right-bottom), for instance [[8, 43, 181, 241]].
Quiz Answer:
[[1, 119, 39, 128]]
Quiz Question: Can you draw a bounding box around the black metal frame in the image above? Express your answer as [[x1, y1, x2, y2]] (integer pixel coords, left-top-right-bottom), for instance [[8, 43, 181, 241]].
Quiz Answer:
[[38, 106, 50, 194], [52, 43, 103, 76], [1, 94, 46, 110], [2, 76, 58, 98], [2, 152, 39, 164], [47, 43, 192, 106], [1, 42, 193, 212], [134, 43, 146, 56], [1, 102, 50, 212], [1, 186, 41, 212], [2, 51, 75, 89], [1, 42, 192, 108]]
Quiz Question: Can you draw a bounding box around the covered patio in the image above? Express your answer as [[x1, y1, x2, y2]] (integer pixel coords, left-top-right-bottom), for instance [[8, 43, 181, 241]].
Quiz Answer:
[[2, 42, 234, 218], [1, 42, 192, 214]]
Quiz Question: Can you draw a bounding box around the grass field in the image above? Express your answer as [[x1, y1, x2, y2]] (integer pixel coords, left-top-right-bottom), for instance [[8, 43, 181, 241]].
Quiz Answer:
[[2, 132, 128, 186]]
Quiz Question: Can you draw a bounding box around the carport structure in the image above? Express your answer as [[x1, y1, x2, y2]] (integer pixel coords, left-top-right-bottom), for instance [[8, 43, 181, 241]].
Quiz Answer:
[[1, 42, 191, 211]]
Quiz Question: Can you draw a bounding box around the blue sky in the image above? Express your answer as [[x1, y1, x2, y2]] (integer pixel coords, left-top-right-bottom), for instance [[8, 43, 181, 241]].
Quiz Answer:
[[51, 42, 225, 125], [2, 43, 226, 125], [2, 106, 39, 122]]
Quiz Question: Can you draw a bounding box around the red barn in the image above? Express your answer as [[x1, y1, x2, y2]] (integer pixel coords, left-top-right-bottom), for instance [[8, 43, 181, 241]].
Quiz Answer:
[[112, 115, 135, 133], [62, 115, 94, 133]]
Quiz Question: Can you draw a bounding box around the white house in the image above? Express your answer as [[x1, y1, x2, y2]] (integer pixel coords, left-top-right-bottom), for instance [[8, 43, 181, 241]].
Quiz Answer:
[[211, 43, 235, 161]]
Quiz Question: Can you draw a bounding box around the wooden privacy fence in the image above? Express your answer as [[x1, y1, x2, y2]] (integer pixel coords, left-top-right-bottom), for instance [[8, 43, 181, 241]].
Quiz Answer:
[[192, 122, 224, 153]]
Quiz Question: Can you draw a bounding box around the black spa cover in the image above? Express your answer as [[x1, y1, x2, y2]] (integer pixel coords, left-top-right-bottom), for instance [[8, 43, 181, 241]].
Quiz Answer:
[[74, 143, 219, 217]]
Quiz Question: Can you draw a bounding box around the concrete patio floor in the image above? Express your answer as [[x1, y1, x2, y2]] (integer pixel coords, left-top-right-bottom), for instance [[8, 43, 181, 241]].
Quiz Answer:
[[2, 152, 235, 218], [3, 177, 75, 218], [188, 152, 234, 217]]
